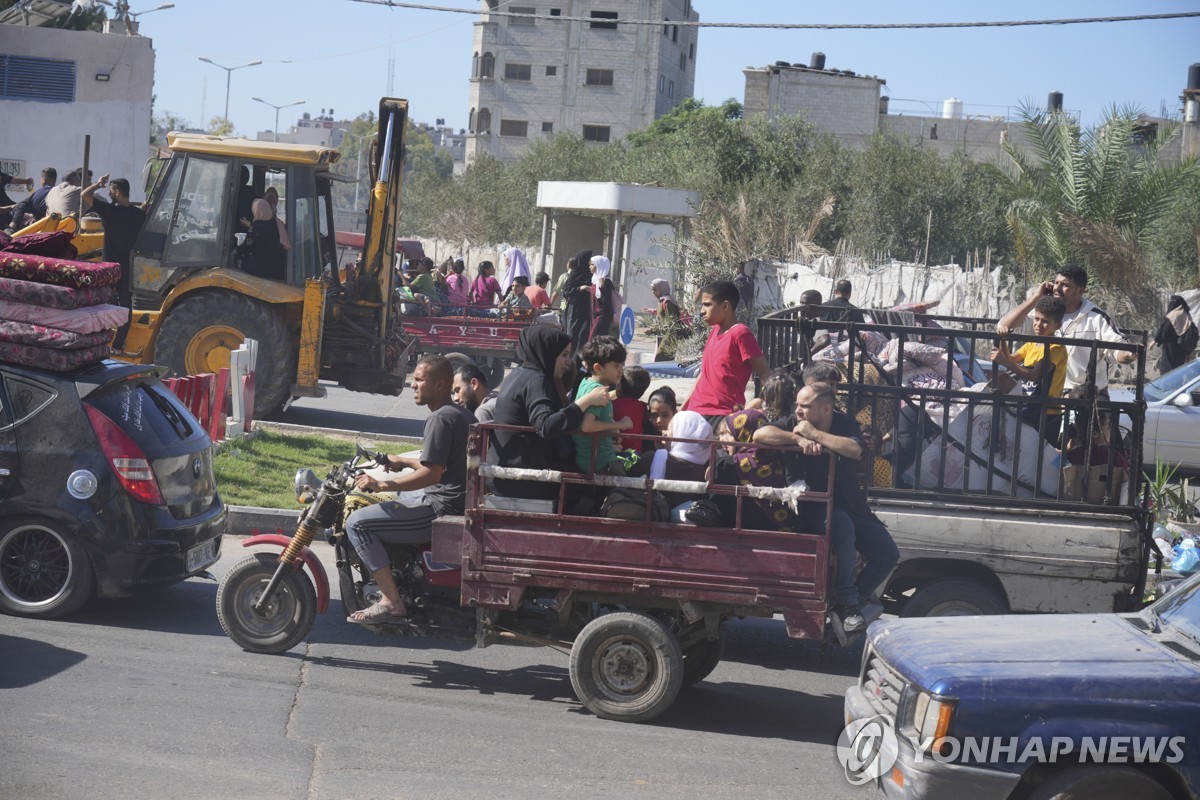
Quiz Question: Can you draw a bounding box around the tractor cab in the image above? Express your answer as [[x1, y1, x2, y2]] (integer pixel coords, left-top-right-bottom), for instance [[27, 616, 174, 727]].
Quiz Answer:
[[130, 135, 340, 311]]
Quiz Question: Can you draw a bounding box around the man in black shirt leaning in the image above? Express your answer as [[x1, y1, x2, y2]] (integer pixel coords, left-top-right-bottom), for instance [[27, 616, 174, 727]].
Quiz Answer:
[[753, 383, 898, 632], [82, 174, 146, 349], [344, 355, 476, 624]]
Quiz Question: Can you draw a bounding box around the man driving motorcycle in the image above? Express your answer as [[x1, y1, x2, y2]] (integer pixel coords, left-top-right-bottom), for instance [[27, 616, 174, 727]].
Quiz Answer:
[[345, 354, 475, 624]]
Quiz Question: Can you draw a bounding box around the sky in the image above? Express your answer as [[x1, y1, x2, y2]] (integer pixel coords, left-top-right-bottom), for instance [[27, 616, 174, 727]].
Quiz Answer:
[[138, 0, 1200, 137]]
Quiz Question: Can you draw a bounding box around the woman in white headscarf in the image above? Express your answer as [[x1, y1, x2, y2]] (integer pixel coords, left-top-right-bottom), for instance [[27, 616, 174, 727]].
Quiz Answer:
[[589, 254, 615, 340], [648, 410, 713, 510], [498, 246, 531, 296]]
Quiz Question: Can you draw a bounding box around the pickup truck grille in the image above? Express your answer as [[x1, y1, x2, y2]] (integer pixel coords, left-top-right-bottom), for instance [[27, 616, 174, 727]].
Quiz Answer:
[[862, 650, 906, 720]]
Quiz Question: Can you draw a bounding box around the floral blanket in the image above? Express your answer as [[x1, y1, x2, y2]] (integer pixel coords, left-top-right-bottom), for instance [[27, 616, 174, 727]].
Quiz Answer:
[[0, 320, 112, 350], [1, 230, 77, 258], [0, 253, 121, 288], [0, 300, 128, 334], [0, 276, 115, 309], [0, 341, 110, 372]]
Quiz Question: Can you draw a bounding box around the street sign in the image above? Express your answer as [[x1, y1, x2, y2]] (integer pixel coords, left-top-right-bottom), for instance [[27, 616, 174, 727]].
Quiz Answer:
[[619, 305, 636, 345]]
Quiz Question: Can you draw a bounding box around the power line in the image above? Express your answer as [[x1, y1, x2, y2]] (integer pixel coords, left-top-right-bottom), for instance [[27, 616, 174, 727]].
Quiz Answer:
[[347, 2, 1200, 30]]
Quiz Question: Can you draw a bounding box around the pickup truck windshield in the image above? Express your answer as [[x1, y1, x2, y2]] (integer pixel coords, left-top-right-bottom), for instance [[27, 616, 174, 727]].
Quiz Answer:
[[1154, 575, 1200, 642]]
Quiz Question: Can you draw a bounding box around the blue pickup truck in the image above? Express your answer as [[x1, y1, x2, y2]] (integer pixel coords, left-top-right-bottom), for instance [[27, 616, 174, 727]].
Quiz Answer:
[[842, 573, 1200, 799]]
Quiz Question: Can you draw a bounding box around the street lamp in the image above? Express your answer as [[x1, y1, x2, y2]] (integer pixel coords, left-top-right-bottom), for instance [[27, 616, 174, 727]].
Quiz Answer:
[[128, 3, 174, 20], [197, 57, 263, 128], [252, 97, 305, 142], [336, 128, 370, 212]]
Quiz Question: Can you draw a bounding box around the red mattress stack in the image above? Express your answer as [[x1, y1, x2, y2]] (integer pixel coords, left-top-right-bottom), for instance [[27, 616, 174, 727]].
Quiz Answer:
[[0, 230, 129, 372]]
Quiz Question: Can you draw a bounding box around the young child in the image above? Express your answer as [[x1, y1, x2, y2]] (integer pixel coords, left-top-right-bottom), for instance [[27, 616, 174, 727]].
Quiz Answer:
[[990, 296, 1068, 442], [572, 336, 634, 474], [647, 386, 678, 449], [682, 280, 772, 428], [613, 365, 654, 452]]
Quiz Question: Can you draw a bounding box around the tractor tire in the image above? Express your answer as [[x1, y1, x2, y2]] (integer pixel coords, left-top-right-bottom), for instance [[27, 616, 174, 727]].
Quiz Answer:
[[154, 291, 296, 416]]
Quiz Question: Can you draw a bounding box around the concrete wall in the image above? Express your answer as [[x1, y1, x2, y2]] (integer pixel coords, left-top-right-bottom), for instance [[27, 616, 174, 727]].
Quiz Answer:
[[744, 65, 882, 147], [0, 25, 154, 201], [466, 0, 698, 163], [879, 114, 1035, 163]]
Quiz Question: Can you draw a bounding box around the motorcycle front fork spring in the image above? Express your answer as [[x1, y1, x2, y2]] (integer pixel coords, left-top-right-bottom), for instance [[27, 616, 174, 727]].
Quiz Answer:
[[281, 517, 321, 564]]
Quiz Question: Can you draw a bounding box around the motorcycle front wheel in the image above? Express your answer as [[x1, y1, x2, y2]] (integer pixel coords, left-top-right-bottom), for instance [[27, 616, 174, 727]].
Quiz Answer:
[[217, 552, 316, 654]]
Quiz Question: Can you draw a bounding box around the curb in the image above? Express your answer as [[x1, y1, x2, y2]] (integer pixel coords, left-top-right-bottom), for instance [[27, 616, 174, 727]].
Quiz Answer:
[[255, 420, 423, 448], [226, 505, 299, 537]]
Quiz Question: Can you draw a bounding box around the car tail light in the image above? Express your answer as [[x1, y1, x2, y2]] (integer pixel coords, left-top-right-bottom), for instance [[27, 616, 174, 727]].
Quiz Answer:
[[84, 403, 165, 505]]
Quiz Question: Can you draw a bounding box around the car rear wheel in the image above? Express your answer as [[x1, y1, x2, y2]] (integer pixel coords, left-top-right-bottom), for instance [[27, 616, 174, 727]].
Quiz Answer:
[[0, 517, 94, 619], [901, 577, 1007, 618], [1029, 766, 1173, 800], [154, 291, 296, 416]]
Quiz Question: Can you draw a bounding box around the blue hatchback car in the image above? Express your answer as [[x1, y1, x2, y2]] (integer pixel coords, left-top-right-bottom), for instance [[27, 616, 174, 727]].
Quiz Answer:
[[0, 359, 225, 618]]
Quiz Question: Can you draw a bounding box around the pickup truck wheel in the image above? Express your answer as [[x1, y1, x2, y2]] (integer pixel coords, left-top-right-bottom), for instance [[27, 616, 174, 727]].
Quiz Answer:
[[681, 629, 726, 686], [155, 292, 296, 416], [570, 611, 683, 722], [901, 578, 1007, 618], [1029, 766, 1173, 800]]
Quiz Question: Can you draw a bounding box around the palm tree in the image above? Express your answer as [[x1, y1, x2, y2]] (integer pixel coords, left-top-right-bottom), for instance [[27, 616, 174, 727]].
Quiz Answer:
[[1000, 104, 1198, 297]]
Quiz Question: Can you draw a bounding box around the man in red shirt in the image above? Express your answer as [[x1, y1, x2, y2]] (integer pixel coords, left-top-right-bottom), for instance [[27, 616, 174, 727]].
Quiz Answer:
[[525, 272, 552, 309], [682, 280, 771, 427]]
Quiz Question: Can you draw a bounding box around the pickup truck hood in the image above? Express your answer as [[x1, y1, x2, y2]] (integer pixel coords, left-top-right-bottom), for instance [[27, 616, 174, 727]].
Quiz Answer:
[[871, 614, 1199, 696]]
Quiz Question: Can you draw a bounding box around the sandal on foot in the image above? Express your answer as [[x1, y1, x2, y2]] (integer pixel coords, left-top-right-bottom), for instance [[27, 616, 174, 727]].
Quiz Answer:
[[347, 601, 408, 625]]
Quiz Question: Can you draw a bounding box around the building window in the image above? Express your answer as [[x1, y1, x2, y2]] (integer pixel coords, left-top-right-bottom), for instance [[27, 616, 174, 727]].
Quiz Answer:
[[672, 24, 678, 42], [477, 108, 491, 133], [542, 121, 554, 133], [689, 42, 694, 60], [0, 55, 76, 103], [480, 52, 495, 80], [679, 51, 686, 69], [658, 74, 665, 93], [504, 62, 532, 81], [668, 80, 674, 98], [589, 10, 618, 29], [471, 51, 479, 79], [468, 107, 475, 133], [500, 119, 529, 137], [585, 68, 614, 87], [509, 5, 535, 25], [550, 7, 561, 15], [546, 65, 557, 76], [582, 125, 611, 143], [663, 20, 669, 36]]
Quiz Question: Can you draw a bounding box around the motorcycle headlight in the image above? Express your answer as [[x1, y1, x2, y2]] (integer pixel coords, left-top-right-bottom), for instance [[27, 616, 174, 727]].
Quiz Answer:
[[294, 468, 320, 501], [912, 691, 956, 750]]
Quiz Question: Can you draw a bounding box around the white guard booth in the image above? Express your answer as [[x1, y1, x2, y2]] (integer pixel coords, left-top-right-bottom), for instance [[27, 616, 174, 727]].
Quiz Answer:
[[535, 181, 699, 317]]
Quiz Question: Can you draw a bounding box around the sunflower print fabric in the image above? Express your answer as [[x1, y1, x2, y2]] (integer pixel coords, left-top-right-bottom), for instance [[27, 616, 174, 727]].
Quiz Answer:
[[724, 409, 797, 532]]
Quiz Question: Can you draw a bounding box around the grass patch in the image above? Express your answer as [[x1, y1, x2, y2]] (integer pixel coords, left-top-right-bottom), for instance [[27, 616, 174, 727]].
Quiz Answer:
[[213, 430, 416, 509]]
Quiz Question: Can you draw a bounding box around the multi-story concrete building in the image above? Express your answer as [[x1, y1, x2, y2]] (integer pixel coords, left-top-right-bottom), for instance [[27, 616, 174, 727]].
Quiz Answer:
[[466, 0, 699, 163]]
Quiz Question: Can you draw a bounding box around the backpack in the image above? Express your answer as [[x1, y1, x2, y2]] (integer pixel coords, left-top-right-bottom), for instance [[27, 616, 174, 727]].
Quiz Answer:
[[602, 488, 670, 522]]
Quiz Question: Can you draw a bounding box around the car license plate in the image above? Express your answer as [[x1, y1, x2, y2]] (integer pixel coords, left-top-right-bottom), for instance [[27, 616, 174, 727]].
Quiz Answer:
[[186, 538, 218, 572]]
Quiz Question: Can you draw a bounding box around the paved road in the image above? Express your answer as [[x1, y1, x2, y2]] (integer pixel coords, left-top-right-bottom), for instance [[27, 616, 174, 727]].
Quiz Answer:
[[2, 541, 873, 800]]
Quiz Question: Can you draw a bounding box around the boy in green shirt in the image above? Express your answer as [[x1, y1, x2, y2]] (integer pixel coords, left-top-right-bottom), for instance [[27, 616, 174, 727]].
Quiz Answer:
[[572, 336, 634, 473]]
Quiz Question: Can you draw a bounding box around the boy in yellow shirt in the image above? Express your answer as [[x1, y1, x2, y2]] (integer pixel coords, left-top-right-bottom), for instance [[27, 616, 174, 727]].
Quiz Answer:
[[991, 296, 1068, 443]]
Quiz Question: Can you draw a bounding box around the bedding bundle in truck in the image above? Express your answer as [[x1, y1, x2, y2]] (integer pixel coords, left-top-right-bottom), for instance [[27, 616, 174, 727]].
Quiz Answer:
[[0, 230, 128, 371], [757, 304, 1155, 617]]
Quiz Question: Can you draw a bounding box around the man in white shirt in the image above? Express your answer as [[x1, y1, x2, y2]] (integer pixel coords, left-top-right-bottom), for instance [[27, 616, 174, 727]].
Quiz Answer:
[[998, 264, 1135, 396]]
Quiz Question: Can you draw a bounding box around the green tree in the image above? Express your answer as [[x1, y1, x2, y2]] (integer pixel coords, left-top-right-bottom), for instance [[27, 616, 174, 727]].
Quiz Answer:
[[207, 116, 234, 136], [1000, 104, 1199, 294]]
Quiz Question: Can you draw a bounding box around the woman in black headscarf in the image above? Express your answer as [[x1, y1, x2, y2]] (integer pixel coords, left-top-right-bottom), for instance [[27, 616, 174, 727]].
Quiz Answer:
[[490, 326, 610, 500], [1155, 295, 1197, 374], [561, 249, 594, 355]]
